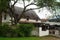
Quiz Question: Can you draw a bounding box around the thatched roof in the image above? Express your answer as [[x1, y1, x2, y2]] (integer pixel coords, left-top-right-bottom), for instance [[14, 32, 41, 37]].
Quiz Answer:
[[14, 6, 40, 20]]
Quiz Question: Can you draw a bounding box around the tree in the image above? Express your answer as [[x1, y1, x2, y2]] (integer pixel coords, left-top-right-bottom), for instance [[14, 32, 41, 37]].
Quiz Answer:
[[0, 0, 10, 24], [16, 0, 39, 24], [36, 0, 60, 19], [8, 0, 39, 24], [8, 0, 59, 24], [16, 0, 57, 24], [8, 0, 18, 25]]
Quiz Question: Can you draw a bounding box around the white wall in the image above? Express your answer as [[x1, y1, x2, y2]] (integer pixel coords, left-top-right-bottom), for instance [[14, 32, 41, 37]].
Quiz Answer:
[[55, 30, 60, 37], [31, 27, 39, 36], [55, 30, 59, 35], [2, 14, 11, 23], [39, 27, 49, 36]]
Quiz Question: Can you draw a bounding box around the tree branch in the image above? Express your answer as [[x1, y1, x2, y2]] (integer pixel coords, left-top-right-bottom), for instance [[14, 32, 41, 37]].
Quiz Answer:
[[12, 0, 18, 7], [25, 3, 37, 8], [22, 0, 25, 7], [17, 8, 40, 23], [25, 8, 40, 12], [16, 2, 38, 23]]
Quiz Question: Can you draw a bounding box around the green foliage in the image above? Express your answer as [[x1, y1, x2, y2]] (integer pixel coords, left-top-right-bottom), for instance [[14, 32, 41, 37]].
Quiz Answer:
[[0, 23, 17, 37], [0, 36, 59, 40], [0, 23, 35, 37], [0, 24, 11, 37], [36, 0, 56, 8], [0, 0, 10, 11], [17, 24, 35, 37]]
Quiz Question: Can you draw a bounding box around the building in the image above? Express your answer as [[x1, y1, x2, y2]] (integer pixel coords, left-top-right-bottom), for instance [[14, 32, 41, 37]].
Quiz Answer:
[[7, 0, 60, 37], [44, 21, 60, 37], [2, 6, 60, 37], [2, 6, 50, 37]]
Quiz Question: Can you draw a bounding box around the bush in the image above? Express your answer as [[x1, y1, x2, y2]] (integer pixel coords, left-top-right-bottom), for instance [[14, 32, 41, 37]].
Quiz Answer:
[[0, 23, 18, 37], [0, 24, 11, 37], [17, 24, 35, 37], [0, 23, 35, 37]]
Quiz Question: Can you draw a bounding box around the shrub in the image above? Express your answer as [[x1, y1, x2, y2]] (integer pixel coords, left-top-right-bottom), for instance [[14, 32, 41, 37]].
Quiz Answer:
[[0, 23, 11, 37], [17, 24, 35, 37], [0, 23, 35, 37]]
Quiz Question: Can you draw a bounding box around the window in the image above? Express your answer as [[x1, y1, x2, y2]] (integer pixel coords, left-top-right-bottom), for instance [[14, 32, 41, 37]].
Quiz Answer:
[[52, 31, 55, 34], [26, 16, 29, 20], [49, 31, 52, 34], [4, 14, 7, 20], [49, 30, 55, 34], [36, 18, 38, 21], [42, 26, 46, 31]]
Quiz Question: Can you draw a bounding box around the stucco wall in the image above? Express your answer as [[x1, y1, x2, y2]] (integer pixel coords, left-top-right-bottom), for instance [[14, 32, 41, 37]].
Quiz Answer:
[[2, 14, 11, 23], [31, 27, 39, 36], [55, 30, 60, 37], [49, 30, 60, 37], [39, 27, 49, 36]]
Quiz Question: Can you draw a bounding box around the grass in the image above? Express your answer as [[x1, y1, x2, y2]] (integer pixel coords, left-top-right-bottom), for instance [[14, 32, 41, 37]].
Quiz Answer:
[[0, 36, 60, 40]]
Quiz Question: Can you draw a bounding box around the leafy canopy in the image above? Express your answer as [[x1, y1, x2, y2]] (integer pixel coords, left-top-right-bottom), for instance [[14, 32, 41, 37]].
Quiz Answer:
[[0, 0, 10, 11]]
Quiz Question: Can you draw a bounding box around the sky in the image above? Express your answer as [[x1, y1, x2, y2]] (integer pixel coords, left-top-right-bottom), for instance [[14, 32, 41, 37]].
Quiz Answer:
[[57, 0, 60, 2], [11, 0, 52, 19]]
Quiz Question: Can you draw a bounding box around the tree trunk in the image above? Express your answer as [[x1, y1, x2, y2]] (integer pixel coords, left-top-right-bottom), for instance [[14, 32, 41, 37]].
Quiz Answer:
[[0, 12, 2, 24], [14, 14, 18, 25], [11, 16, 13, 25], [14, 18, 17, 25]]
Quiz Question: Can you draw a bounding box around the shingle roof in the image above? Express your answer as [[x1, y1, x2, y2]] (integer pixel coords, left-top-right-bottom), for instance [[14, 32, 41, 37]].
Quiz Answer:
[[14, 6, 40, 20]]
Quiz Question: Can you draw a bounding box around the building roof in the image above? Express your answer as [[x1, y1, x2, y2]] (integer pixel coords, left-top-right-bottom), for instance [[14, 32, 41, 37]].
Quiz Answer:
[[14, 6, 40, 20], [19, 18, 41, 23], [48, 15, 60, 22], [43, 22, 60, 25]]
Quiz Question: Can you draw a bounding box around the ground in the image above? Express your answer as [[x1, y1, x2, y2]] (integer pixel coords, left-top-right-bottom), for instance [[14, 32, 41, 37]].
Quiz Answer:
[[0, 36, 60, 40]]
